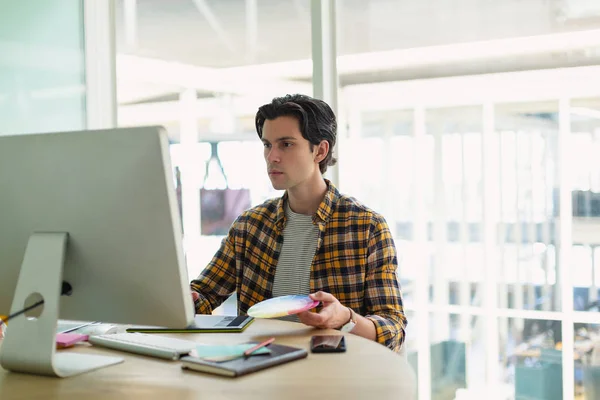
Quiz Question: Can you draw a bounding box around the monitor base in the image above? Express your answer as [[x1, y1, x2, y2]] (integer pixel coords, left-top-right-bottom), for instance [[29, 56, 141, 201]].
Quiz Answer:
[[0, 232, 123, 377]]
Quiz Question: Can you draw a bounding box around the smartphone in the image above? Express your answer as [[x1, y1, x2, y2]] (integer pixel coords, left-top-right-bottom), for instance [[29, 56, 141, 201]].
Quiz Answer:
[[310, 335, 346, 353]]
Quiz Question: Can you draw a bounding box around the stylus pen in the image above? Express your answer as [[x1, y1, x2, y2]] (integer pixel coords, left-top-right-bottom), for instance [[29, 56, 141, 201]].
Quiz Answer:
[[60, 321, 98, 334], [244, 337, 275, 357]]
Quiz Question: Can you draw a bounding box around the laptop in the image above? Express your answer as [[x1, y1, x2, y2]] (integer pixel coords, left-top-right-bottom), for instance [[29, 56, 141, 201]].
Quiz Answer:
[[126, 315, 254, 333]]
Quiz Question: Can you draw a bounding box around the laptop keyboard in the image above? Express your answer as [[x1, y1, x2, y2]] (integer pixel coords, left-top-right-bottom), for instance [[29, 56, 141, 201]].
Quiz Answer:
[[215, 315, 248, 327]]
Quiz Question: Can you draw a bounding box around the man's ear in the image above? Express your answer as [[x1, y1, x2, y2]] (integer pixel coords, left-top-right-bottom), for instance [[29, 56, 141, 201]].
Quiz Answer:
[[314, 140, 329, 163]]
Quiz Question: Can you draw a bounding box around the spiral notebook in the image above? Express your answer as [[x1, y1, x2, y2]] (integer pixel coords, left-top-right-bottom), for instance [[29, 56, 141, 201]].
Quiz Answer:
[[180, 343, 307, 377]]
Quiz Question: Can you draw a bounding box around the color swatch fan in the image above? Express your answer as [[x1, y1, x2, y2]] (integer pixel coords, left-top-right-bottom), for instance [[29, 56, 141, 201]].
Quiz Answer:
[[247, 295, 319, 318]]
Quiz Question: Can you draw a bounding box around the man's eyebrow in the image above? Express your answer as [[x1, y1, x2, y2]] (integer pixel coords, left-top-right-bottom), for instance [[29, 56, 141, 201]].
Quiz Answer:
[[262, 136, 298, 143]]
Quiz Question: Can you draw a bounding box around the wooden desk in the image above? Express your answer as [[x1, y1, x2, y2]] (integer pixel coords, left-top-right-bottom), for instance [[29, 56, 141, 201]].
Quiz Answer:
[[0, 319, 416, 400]]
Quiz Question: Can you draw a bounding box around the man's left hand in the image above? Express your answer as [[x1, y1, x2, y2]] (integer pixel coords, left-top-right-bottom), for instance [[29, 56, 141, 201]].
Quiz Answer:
[[297, 291, 350, 329]]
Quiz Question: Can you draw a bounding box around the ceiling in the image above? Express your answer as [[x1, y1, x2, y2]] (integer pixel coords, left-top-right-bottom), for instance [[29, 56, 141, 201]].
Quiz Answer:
[[113, 0, 600, 106], [111, 0, 600, 143], [3, 0, 600, 138], [115, 0, 600, 68]]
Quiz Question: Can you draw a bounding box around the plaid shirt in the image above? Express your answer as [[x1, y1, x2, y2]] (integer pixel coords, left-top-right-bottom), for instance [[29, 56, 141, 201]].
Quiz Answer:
[[190, 180, 406, 351]]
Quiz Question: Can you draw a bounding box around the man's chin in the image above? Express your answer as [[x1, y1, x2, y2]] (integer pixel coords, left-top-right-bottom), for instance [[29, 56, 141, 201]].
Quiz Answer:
[[269, 179, 287, 191]]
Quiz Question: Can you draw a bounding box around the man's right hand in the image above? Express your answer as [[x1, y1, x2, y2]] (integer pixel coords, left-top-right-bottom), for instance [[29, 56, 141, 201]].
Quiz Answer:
[[191, 291, 200, 303]]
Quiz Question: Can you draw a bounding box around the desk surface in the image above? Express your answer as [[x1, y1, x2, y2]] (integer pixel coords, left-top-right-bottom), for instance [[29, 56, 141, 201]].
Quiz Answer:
[[0, 319, 415, 400]]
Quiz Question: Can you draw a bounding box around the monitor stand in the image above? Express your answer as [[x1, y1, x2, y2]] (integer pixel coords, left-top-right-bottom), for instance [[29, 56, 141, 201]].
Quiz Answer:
[[0, 232, 123, 377]]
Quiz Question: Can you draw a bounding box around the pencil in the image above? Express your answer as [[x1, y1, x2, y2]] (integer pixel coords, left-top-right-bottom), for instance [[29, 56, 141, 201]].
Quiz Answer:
[[244, 337, 275, 356]]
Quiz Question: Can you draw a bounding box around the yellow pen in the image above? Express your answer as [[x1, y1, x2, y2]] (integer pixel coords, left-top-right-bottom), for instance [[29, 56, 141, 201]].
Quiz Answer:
[[0, 315, 6, 339]]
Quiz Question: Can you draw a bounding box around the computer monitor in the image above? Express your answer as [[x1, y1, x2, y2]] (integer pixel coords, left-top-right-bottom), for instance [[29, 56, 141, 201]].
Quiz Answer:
[[0, 126, 195, 377]]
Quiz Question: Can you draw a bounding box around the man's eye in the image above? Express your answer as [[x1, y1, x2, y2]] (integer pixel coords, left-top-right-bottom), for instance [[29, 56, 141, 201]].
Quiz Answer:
[[283, 142, 293, 148], [263, 143, 271, 148]]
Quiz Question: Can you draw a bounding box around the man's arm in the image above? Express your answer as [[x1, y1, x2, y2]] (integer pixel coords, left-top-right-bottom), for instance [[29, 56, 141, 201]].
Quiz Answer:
[[297, 216, 406, 351], [190, 224, 239, 314], [362, 216, 406, 352]]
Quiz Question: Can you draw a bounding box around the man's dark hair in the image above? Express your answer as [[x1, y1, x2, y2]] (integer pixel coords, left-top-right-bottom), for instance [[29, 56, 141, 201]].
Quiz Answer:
[[255, 94, 337, 174]]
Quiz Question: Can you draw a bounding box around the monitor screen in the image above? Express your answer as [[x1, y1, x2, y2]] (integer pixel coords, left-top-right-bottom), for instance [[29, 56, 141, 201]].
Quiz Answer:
[[0, 126, 195, 328]]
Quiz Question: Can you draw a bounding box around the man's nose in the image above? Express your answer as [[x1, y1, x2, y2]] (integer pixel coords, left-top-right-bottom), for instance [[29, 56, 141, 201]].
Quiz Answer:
[[267, 148, 280, 163]]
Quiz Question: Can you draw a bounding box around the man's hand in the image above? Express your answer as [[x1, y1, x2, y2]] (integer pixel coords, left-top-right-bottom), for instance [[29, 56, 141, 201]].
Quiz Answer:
[[191, 291, 199, 305], [297, 291, 350, 329]]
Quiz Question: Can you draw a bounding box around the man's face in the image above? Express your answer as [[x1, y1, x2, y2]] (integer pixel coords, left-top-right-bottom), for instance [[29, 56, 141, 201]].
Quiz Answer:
[[261, 116, 320, 191]]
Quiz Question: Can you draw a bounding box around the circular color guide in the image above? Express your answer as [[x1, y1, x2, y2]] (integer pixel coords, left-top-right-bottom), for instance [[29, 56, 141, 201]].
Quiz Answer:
[[247, 295, 320, 318]]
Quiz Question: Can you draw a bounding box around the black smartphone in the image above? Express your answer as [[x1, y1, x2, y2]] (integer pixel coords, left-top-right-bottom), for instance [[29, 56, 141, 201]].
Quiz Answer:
[[310, 335, 346, 353]]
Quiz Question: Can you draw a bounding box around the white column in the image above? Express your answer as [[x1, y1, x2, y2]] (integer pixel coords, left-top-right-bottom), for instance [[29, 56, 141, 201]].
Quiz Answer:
[[84, 0, 117, 129], [459, 131, 471, 344], [594, 247, 600, 304], [124, 0, 137, 48], [311, 0, 339, 185], [413, 106, 431, 400], [514, 131, 524, 332], [589, 134, 598, 306], [338, 99, 362, 140], [336, 97, 360, 187], [245, 0, 258, 64], [498, 127, 509, 362], [382, 114, 397, 236], [179, 89, 201, 240], [542, 129, 553, 311], [527, 132, 537, 311], [591, 246, 598, 305], [433, 121, 450, 342], [482, 103, 500, 385], [558, 98, 575, 400]]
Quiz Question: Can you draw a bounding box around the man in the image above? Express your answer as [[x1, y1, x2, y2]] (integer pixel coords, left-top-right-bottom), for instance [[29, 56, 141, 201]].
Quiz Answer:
[[190, 94, 406, 351]]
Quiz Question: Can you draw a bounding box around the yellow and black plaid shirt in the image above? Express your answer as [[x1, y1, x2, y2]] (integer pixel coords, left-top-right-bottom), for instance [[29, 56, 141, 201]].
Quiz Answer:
[[191, 180, 406, 351]]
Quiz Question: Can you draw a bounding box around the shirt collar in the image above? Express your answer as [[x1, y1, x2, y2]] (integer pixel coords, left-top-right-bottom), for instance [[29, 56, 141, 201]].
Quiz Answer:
[[275, 179, 339, 231]]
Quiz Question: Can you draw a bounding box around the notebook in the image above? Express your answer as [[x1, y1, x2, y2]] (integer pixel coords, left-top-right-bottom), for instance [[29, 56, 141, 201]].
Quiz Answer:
[[126, 315, 254, 333], [180, 343, 308, 377]]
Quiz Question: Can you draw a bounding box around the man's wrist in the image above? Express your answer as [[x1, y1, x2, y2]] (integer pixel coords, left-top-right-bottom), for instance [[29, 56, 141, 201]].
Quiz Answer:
[[340, 306, 357, 333]]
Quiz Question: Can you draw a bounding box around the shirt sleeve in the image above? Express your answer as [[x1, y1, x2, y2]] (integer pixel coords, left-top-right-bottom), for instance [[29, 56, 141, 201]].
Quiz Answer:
[[190, 222, 239, 315], [363, 215, 407, 352]]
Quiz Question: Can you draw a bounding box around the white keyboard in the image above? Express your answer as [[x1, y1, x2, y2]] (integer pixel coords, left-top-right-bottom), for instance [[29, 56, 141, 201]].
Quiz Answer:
[[88, 333, 197, 360]]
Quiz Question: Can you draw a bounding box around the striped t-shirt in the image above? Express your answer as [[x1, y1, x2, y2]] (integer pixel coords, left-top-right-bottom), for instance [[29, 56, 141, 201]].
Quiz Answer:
[[272, 202, 319, 321]]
